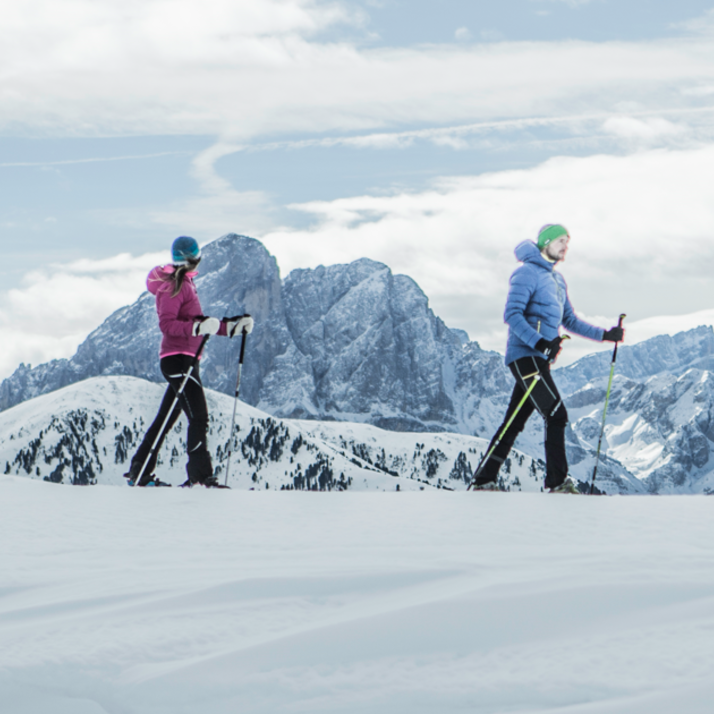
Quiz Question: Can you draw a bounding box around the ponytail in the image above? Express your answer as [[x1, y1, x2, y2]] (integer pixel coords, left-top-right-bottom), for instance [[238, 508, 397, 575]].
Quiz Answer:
[[170, 264, 191, 298]]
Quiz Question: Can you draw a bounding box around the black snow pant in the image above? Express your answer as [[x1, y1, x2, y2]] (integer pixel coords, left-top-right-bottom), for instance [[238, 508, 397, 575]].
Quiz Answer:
[[129, 355, 213, 485], [474, 356, 568, 490]]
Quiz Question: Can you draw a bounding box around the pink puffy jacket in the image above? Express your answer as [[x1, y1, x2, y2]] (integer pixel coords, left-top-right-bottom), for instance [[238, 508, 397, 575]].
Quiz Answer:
[[147, 265, 227, 358]]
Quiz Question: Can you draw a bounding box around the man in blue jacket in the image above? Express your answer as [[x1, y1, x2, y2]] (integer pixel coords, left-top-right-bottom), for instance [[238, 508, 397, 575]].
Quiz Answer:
[[472, 224, 624, 493]]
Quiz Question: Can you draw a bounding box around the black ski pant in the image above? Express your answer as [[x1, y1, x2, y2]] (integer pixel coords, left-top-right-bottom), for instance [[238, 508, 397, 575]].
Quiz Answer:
[[130, 355, 213, 484], [474, 356, 568, 490]]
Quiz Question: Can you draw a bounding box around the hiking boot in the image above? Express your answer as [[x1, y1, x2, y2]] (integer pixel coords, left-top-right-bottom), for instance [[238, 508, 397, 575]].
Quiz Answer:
[[123, 462, 140, 483], [202, 476, 230, 489], [549, 477, 580, 494], [123, 463, 154, 487]]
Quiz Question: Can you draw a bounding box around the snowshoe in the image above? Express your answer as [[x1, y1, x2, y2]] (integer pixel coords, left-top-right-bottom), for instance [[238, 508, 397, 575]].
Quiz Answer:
[[145, 477, 171, 487], [548, 477, 580, 494], [125, 467, 169, 487], [472, 480, 502, 491]]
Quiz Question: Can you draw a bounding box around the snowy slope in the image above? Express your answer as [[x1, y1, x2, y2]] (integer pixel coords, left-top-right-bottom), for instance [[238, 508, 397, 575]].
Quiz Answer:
[[0, 375, 563, 492], [2, 477, 714, 714]]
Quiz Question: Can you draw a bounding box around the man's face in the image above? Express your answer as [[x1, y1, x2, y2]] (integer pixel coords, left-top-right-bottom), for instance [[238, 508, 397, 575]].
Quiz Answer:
[[543, 235, 570, 262]]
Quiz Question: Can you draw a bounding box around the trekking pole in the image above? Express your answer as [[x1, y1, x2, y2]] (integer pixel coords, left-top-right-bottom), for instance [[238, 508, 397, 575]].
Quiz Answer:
[[133, 334, 211, 486], [590, 314, 626, 495], [467, 335, 570, 491], [224, 328, 248, 486]]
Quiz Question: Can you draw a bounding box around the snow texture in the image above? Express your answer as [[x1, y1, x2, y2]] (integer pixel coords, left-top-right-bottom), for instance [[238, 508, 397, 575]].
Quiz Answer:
[[2, 477, 714, 713]]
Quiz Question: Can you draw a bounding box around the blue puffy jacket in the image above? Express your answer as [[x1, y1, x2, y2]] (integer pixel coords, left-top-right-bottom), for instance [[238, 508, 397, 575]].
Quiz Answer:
[[504, 241, 604, 365]]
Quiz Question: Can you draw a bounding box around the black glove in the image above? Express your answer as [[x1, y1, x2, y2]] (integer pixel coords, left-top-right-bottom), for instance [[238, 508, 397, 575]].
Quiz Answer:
[[536, 336, 565, 362], [602, 326, 624, 343]]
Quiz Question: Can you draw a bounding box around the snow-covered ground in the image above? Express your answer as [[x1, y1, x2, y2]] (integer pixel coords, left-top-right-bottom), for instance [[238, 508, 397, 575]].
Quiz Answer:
[[2, 477, 714, 713]]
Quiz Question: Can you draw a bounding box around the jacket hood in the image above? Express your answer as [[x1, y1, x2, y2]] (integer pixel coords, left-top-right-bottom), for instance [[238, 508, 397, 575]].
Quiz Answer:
[[514, 240, 555, 271], [147, 265, 171, 295], [146, 265, 198, 295]]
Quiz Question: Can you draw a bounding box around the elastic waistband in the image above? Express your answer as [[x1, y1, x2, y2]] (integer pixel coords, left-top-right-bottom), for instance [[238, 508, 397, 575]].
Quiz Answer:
[[159, 350, 202, 360]]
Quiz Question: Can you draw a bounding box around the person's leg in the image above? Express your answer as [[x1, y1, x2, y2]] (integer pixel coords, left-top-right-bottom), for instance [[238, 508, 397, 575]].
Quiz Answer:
[[127, 381, 182, 484], [533, 364, 569, 490], [473, 365, 536, 486], [163, 357, 213, 484], [475, 355, 569, 489]]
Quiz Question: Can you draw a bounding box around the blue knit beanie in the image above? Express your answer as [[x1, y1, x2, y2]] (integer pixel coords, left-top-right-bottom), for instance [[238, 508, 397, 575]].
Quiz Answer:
[[172, 236, 201, 265]]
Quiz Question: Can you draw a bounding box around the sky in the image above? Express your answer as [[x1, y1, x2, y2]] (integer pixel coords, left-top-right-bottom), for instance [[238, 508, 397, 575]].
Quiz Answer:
[[3, 0, 714, 378]]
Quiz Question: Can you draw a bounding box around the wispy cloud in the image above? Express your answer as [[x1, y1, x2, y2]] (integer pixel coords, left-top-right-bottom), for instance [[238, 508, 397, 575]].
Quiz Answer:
[[674, 8, 714, 35], [209, 105, 714, 156], [0, 151, 191, 168]]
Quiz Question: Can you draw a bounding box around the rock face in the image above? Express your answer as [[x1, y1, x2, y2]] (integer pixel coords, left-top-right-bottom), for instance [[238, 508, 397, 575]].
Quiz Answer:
[[554, 326, 714, 395], [559, 326, 714, 494], [567, 367, 714, 494], [3, 233, 714, 494]]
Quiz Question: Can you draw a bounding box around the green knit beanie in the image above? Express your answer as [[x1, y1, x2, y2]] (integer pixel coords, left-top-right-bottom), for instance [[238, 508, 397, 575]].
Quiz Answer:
[[537, 224, 569, 250]]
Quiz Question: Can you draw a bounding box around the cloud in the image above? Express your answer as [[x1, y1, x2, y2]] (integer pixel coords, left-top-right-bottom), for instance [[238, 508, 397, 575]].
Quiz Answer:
[[681, 85, 714, 97], [675, 9, 714, 35], [261, 144, 714, 357], [0, 251, 167, 379], [181, 104, 714, 165], [454, 27, 471, 42], [0, 151, 191, 168], [602, 116, 686, 142], [148, 142, 279, 237], [3, 0, 714, 141], [150, 190, 277, 239]]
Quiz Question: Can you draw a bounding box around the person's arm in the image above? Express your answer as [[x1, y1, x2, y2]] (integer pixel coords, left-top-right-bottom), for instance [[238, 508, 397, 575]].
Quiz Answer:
[[561, 280, 605, 342], [504, 267, 542, 349]]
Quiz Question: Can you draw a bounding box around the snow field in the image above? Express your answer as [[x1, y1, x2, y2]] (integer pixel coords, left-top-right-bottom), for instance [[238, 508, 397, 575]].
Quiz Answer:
[[2, 477, 714, 713]]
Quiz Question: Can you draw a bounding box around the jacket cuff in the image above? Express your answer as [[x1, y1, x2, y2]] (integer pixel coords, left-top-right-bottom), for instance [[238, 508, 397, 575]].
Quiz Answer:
[[526, 330, 543, 349]]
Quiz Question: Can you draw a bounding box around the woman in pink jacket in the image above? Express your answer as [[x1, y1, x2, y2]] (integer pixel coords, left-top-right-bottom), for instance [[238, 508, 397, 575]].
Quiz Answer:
[[124, 236, 253, 487]]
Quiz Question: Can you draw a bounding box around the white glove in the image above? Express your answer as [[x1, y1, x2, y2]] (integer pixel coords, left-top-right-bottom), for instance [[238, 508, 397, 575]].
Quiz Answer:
[[192, 316, 220, 336], [224, 315, 254, 337]]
